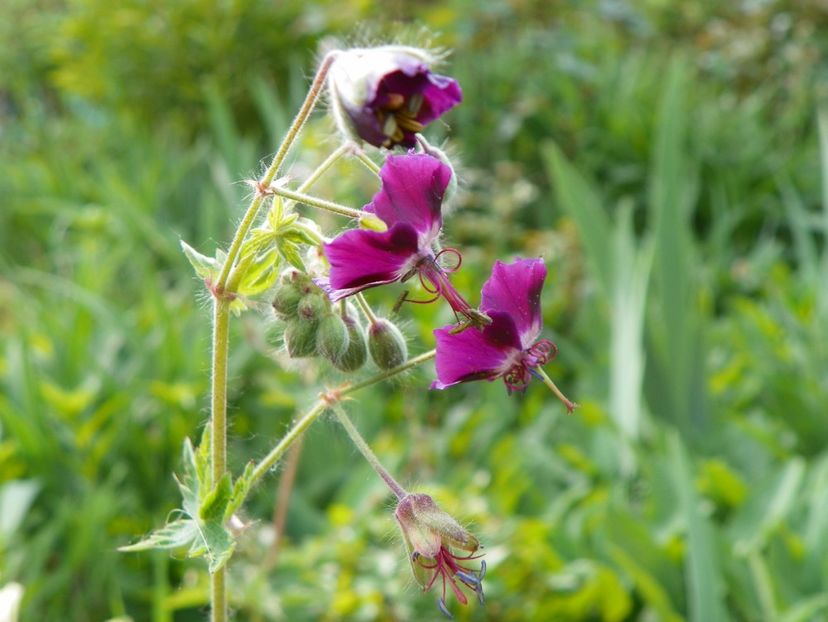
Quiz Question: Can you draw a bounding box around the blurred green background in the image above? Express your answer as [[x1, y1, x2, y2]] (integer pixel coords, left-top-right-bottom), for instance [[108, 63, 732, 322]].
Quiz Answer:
[[2, 0, 828, 620]]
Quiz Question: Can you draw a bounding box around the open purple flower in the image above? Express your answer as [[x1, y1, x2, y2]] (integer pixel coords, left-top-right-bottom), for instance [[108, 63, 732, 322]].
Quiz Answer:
[[432, 258, 576, 411], [323, 153, 488, 327], [328, 46, 462, 149]]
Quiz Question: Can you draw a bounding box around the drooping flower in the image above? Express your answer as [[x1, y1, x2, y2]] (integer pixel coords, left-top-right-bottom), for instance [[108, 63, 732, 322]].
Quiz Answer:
[[323, 153, 488, 327], [432, 258, 576, 411], [328, 46, 462, 149], [394, 493, 485, 618]]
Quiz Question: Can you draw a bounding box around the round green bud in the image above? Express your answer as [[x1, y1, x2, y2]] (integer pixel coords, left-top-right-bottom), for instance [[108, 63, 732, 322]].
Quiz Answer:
[[367, 318, 408, 370], [281, 269, 317, 296], [284, 318, 318, 358], [333, 315, 368, 372], [296, 294, 328, 325], [316, 313, 350, 363], [271, 282, 304, 320]]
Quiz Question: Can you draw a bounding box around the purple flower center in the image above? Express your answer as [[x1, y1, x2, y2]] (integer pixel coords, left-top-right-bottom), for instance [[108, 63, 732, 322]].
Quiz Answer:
[[503, 339, 557, 394], [413, 547, 486, 616], [374, 90, 425, 147]]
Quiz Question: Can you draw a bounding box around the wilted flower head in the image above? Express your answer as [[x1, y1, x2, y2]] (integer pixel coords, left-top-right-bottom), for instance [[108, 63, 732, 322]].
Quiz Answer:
[[323, 153, 487, 326], [328, 46, 462, 149], [432, 258, 575, 410], [395, 493, 485, 617]]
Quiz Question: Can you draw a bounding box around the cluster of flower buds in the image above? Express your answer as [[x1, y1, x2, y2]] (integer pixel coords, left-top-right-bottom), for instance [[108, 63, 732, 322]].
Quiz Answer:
[[272, 270, 409, 371]]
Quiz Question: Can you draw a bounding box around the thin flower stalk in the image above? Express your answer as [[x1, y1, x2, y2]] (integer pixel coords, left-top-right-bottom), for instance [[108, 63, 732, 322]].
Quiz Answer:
[[330, 403, 407, 499], [248, 349, 436, 490]]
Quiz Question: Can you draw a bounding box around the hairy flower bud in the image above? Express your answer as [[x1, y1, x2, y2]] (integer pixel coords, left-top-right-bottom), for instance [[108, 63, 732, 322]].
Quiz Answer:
[[281, 269, 316, 294], [316, 313, 350, 363], [367, 318, 407, 369], [328, 46, 462, 149], [296, 294, 328, 325], [283, 318, 318, 358], [332, 315, 368, 372], [271, 281, 304, 320], [394, 493, 485, 616]]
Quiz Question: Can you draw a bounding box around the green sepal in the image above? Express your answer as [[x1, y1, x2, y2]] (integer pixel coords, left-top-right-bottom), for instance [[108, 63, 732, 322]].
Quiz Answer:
[[180, 240, 219, 280]]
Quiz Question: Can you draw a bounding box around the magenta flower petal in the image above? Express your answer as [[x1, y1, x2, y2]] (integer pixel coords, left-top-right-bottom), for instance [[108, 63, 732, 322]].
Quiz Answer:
[[480, 258, 547, 347], [432, 311, 522, 390], [324, 223, 420, 301], [364, 154, 451, 241], [417, 73, 463, 125]]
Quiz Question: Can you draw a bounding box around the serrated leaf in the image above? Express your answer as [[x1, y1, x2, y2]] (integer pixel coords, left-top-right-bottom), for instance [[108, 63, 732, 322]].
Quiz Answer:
[[237, 247, 280, 297], [201, 519, 236, 572], [180, 240, 218, 280], [238, 267, 278, 297], [279, 212, 299, 227], [118, 519, 198, 552], [281, 228, 319, 247], [200, 472, 232, 522], [188, 539, 206, 558], [277, 239, 305, 271], [224, 461, 255, 522], [267, 197, 284, 229], [194, 430, 211, 491]]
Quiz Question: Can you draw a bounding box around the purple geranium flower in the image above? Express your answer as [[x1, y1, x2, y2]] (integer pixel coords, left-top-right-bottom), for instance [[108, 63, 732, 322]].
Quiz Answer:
[[323, 153, 488, 327], [329, 46, 462, 149], [432, 258, 576, 411]]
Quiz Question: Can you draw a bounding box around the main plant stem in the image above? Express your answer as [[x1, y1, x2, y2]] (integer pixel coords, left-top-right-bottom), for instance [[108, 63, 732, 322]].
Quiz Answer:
[[210, 298, 230, 622], [208, 50, 338, 622]]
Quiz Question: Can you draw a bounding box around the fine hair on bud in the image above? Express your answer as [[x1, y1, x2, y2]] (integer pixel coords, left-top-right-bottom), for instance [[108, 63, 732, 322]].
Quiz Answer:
[[316, 313, 350, 363], [367, 318, 408, 370], [296, 293, 329, 325], [284, 318, 318, 358], [271, 281, 304, 320], [333, 314, 368, 372]]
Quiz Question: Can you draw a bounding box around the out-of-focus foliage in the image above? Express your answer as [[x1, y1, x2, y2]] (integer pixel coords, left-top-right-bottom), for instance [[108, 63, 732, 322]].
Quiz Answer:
[[2, 0, 828, 621]]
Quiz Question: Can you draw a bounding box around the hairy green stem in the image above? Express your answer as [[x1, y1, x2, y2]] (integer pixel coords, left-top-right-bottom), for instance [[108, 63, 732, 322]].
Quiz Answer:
[[207, 49, 339, 622], [354, 292, 379, 324], [249, 349, 436, 489], [267, 186, 363, 220], [209, 298, 230, 622], [330, 403, 407, 499], [294, 143, 351, 196], [352, 147, 381, 175], [341, 349, 436, 396], [215, 51, 338, 292]]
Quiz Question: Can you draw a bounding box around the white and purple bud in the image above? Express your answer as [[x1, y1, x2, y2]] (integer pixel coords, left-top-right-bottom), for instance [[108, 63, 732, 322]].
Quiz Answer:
[[328, 46, 463, 149]]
